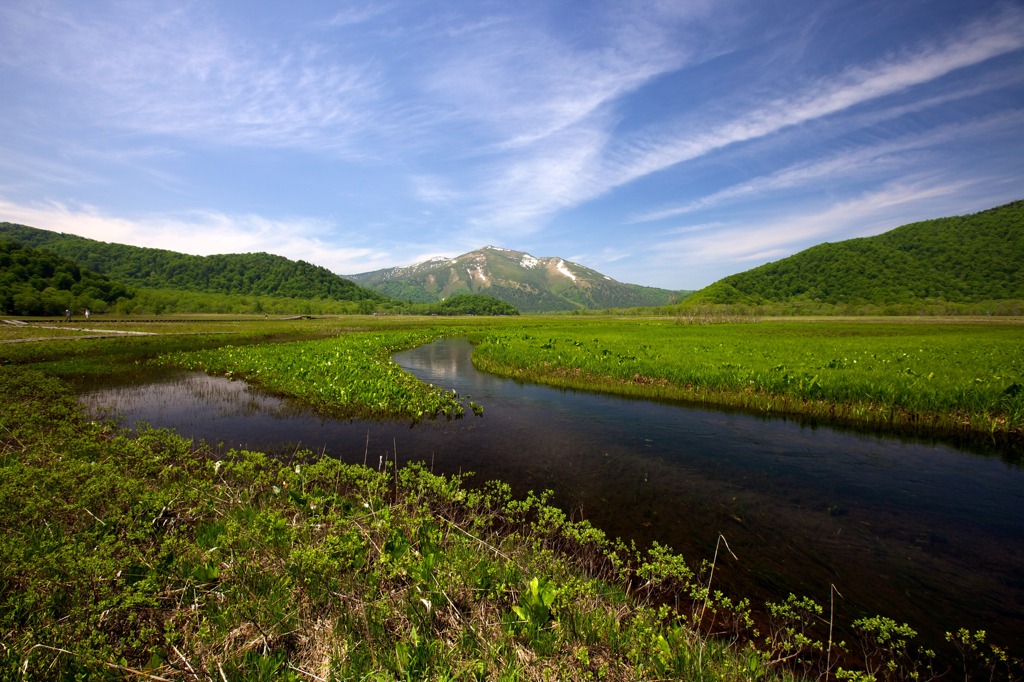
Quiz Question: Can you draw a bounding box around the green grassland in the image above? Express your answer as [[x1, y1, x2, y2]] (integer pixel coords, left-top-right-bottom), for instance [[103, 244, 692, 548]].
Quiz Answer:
[[3, 315, 1023, 679], [141, 315, 1024, 442], [5, 364, 808, 681], [470, 318, 1024, 442], [157, 329, 476, 421]]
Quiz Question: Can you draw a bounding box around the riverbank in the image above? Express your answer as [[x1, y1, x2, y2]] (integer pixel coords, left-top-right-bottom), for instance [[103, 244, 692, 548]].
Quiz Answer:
[[7, 313, 1023, 445], [3, 315, 1023, 679], [1, 364, 791, 680], [6, 364, 1022, 680], [468, 318, 1024, 446]]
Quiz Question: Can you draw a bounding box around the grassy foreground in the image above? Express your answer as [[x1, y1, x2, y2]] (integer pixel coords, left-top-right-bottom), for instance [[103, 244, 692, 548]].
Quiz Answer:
[[7, 368, 1021, 681], [3, 315, 1023, 679], [1, 364, 797, 681]]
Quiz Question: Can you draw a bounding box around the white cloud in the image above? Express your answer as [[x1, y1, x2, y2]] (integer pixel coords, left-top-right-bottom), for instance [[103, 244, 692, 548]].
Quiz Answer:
[[0, 198, 394, 275], [602, 8, 1024, 193], [469, 124, 611, 235], [411, 176, 463, 206], [326, 3, 395, 28], [406, 2, 734, 236], [649, 181, 977, 267], [1, 2, 1021, 292], [454, 4, 1024, 235], [631, 110, 1024, 223], [0, 3, 389, 156], [421, 5, 698, 151]]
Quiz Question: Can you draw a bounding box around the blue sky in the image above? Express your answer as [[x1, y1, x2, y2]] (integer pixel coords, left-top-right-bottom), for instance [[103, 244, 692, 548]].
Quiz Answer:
[[1, 0, 1022, 290]]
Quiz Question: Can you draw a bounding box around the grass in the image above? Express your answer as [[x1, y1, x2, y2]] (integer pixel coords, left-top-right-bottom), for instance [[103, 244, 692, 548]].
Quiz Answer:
[[8, 363, 1019, 680], [3, 314, 1024, 679], [93, 314, 1024, 442], [1, 364, 810, 681], [469, 318, 1024, 442], [155, 328, 475, 420], [9, 313, 1021, 444]]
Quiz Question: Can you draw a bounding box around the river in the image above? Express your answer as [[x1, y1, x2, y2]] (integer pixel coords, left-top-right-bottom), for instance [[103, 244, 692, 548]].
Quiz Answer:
[[78, 337, 1024, 653]]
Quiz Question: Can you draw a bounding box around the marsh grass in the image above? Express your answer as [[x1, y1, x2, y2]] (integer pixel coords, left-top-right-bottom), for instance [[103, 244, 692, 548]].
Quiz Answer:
[[470, 319, 1024, 442], [2, 364, 795, 680], [2, 361, 1023, 679], [5, 315, 1024, 679], [38, 314, 1017, 443], [155, 328, 475, 421]]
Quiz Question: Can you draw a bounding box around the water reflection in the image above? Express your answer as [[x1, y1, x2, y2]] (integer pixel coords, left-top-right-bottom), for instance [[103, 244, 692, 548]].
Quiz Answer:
[[78, 338, 1024, 652]]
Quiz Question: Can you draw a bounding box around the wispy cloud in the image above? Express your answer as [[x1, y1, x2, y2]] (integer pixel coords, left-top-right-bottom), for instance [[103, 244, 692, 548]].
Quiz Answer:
[[459, 4, 1024, 235], [404, 4, 733, 237], [631, 110, 1024, 223], [603, 7, 1024, 190], [420, 5, 700, 151], [0, 4, 390, 155], [1, 2, 1021, 290], [649, 180, 977, 267], [326, 3, 395, 28], [0, 197, 394, 275]]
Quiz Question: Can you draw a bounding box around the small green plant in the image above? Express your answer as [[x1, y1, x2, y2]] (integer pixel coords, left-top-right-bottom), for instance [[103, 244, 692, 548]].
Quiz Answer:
[[511, 576, 558, 641], [850, 615, 930, 681], [946, 627, 1023, 681], [156, 329, 483, 421], [764, 594, 827, 672]]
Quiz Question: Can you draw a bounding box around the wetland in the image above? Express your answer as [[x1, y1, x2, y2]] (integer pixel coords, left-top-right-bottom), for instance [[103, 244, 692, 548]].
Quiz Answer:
[[79, 334, 1024, 653]]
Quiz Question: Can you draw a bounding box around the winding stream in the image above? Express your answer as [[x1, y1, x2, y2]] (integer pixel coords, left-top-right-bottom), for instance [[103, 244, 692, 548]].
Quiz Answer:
[[78, 337, 1024, 652]]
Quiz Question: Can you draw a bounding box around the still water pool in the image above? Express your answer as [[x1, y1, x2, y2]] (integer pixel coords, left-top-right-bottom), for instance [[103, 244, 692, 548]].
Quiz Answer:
[[78, 337, 1024, 651]]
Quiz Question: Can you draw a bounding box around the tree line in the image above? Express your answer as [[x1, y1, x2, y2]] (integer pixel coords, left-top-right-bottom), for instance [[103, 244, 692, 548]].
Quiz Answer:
[[0, 238, 521, 317], [0, 241, 132, 316], [0, 223, 385, 303]]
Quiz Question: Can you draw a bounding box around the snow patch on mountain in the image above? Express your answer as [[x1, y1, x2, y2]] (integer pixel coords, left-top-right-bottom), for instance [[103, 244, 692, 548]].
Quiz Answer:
[[467, 265, 488, 283]]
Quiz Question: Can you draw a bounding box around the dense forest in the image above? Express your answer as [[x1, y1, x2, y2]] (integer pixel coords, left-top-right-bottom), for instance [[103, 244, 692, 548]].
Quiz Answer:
[[0, 241, 133, 316], [0, 223, 385, 303], [687, 200, 1024, 308], [428, 293, 520, 316]]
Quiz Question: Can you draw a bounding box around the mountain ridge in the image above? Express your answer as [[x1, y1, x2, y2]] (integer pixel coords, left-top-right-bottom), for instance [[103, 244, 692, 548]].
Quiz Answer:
[[7, 198, 1018, 316], [349, 246, 688, 312]]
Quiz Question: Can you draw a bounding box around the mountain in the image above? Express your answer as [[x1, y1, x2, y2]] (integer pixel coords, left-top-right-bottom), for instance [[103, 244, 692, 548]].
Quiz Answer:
[[348, 246, 687, 313], [685, 200, 1024, 307], [0, 223, 385, 304]]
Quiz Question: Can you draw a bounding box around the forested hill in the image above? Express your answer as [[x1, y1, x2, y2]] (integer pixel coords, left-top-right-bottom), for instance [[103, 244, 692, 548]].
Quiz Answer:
[[688, 200, 1024, 306], [0, 223, 385, 302], [1, 240, 133, 315]]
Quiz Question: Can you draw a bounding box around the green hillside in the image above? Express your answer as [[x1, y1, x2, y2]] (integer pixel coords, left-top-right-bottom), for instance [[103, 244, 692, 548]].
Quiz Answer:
[[687, 200, 1024, 307], [0, 241, 133, 316], [0, 223, 385, 303]]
